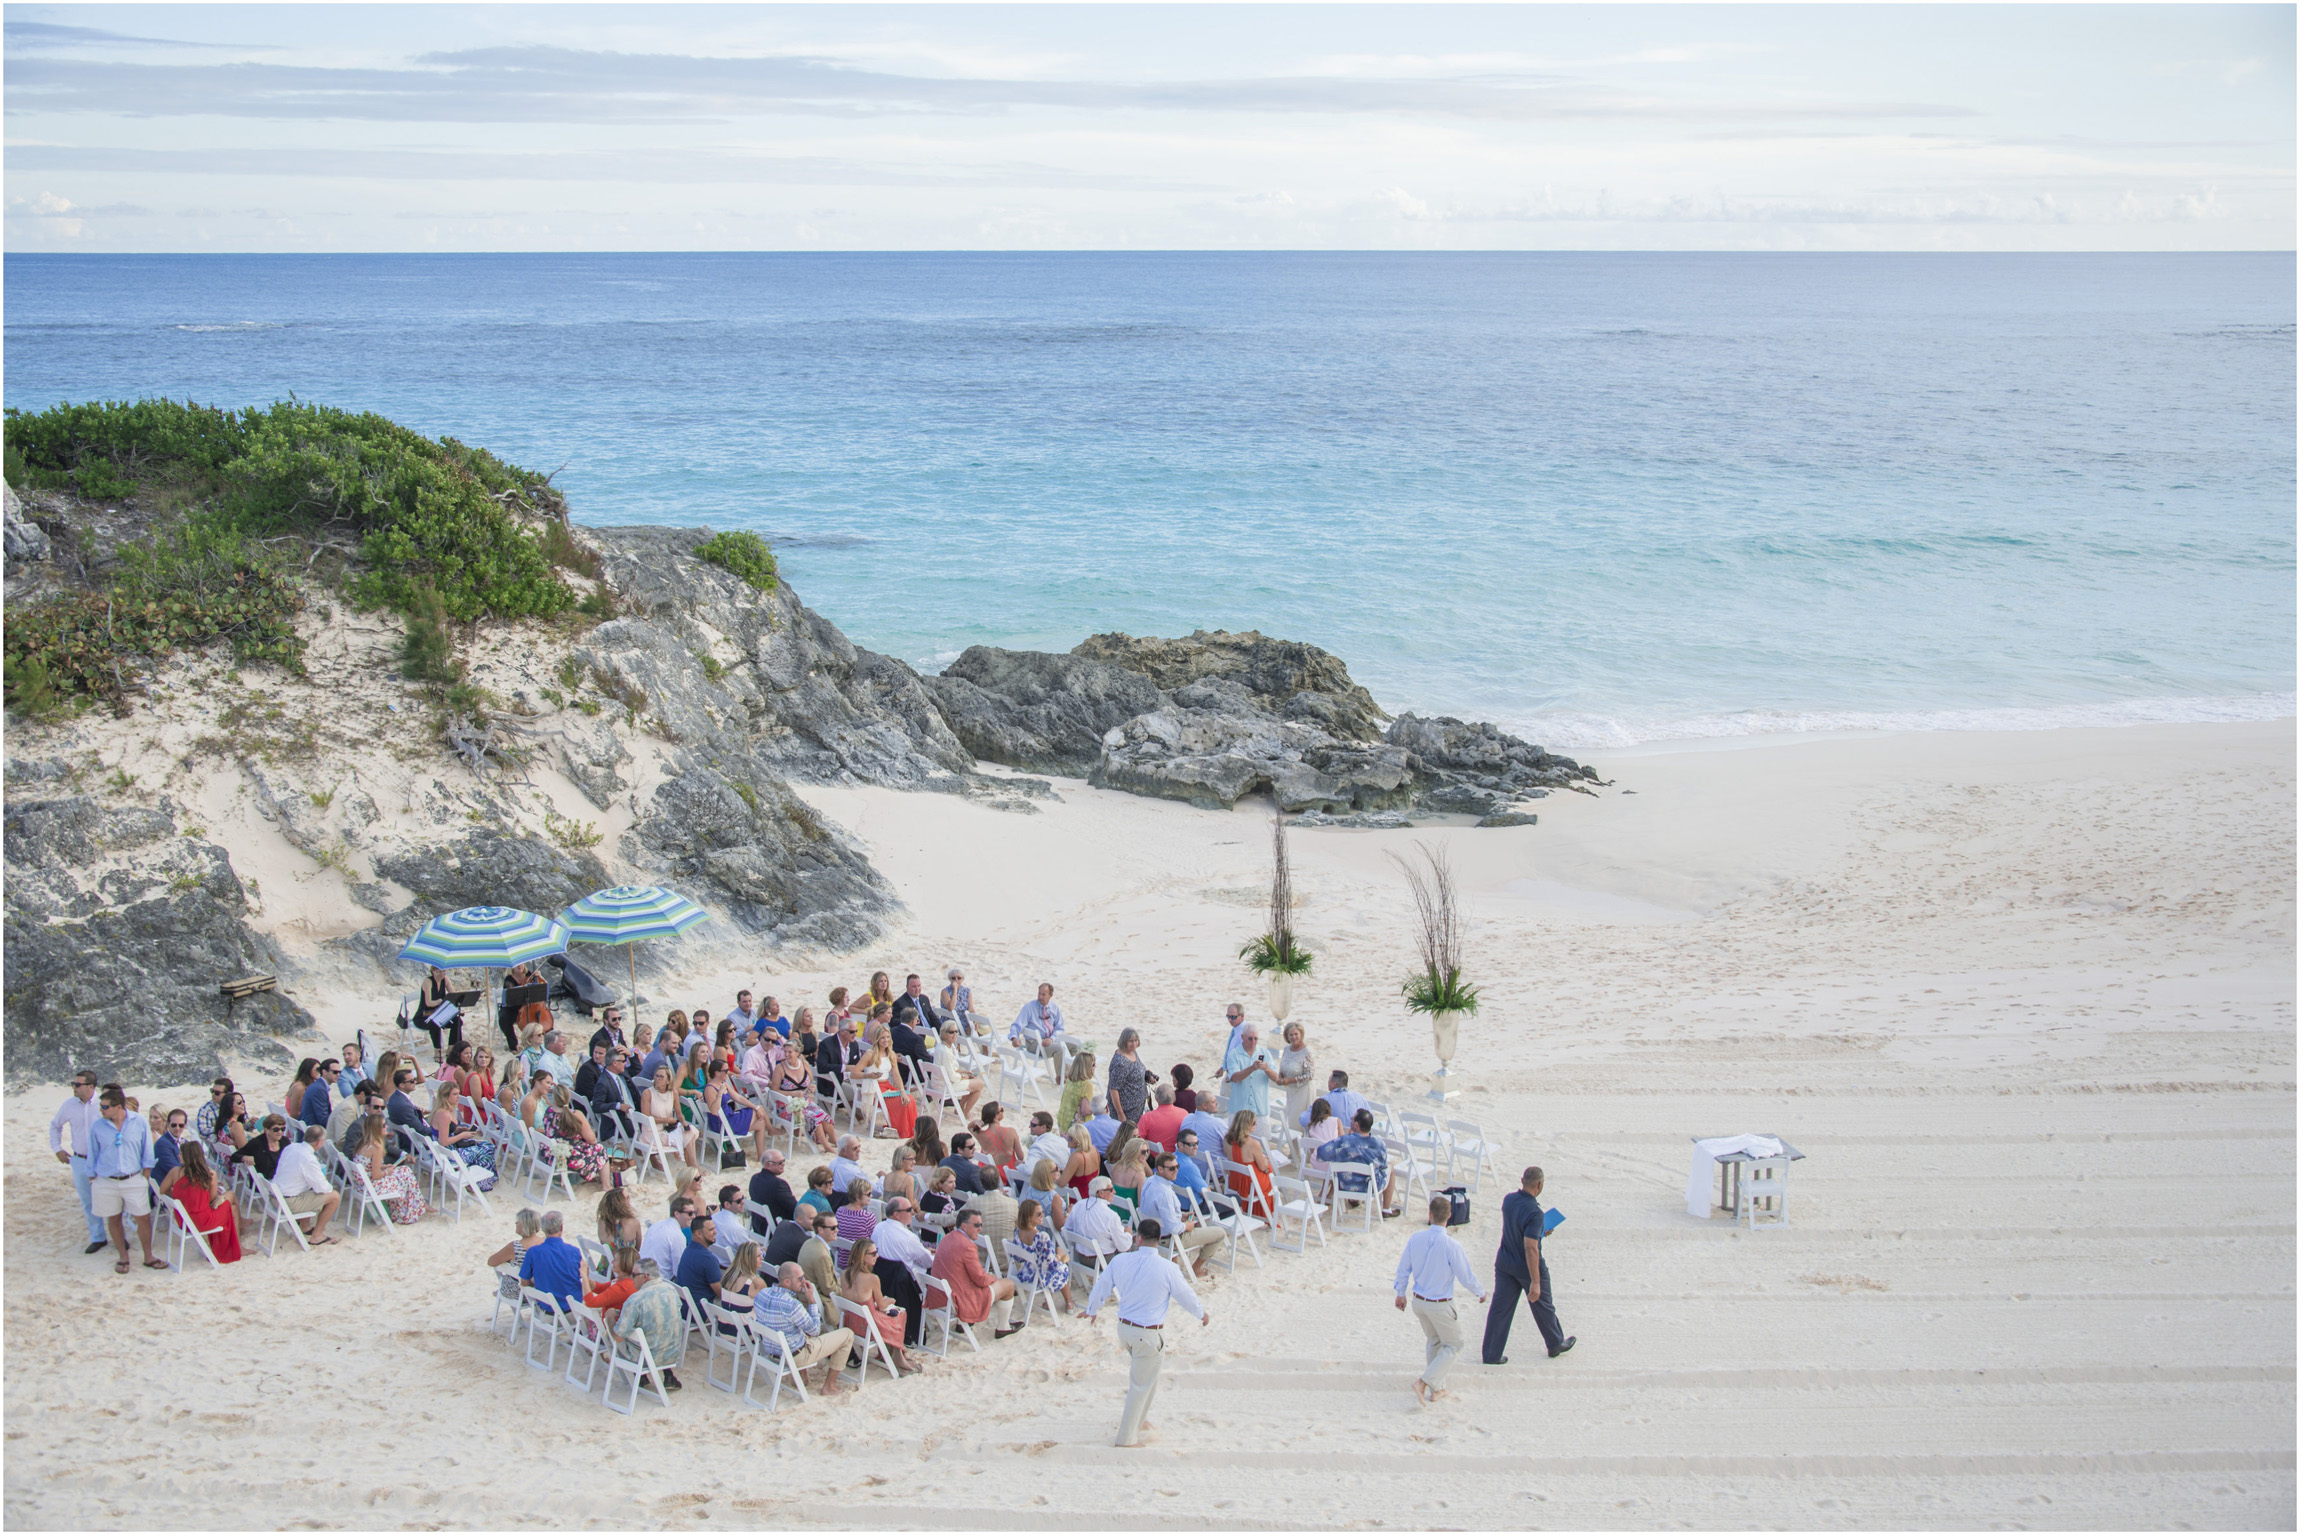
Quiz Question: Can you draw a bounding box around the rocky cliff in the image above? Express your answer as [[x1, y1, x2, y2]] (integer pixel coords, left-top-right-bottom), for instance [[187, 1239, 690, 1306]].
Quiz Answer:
[[3, 501, 1595, 1086]]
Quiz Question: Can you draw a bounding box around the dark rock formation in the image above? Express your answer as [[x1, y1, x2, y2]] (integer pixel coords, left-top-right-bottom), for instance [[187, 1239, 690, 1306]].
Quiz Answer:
[[927, 647, 1163, 775], [2, 779, 311, 1086], [1073, 628, 1390, 743]]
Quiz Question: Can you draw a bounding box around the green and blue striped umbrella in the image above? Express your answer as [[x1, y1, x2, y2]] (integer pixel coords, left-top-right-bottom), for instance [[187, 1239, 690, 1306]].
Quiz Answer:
[[558, 885, 709, 1008], [396, 905, 571, 969]]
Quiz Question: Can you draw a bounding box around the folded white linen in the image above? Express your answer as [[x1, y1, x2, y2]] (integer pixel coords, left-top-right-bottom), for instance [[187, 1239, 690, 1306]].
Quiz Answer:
[[1687, 1135, 1785, 1217]]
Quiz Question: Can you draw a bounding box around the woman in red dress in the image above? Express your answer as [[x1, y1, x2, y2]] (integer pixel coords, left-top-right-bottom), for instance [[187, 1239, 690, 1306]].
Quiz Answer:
[[1225, 1109, 1276, 1217], [172, 1142, 243, 1263]]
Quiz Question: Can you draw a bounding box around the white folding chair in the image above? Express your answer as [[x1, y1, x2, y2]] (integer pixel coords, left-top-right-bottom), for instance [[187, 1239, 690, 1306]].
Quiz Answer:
[[1443, 1119, 1500, 1192], [1268, 1175, 1330, 1255], [1398, 1110, 1452, 1172], [158, 1193, 221, 1273], [601, 1331, 673, 1414], [1365, 1099, 1402, 1141], [1740, 1155, 1791, 1229], [248, 1170, 316, 1256], [522, 1287, 573, 1371], [1218, 1157, 1279, 1227], [336, 1152, 399, 1238], [421, 1138, 496, 1223], [1003, 1238, 1063, 1326], [687, 1094, 740, 1171], [1382, 1134, 1437, 1205], [625, 1114, 681, 1187], [489, 1273, 525, 1339], [834, 1295, 901, 1386], [515, 1125, 576, 1205], [916, 1267, 980, 1358], [763, 1093, 805, 1159], [563, 1302, 612, 1393], [744, 1200, 781, 1242], [675, 1284, 714, 1349], [700, 1300, 756, 1393], [1188, 1184, 1262, 1272], [923, 1061, 964, 1124], [743, 1325, 811, 1411], [1320, 1159, 1380, 1234], [576, 1233, 613, 1283]]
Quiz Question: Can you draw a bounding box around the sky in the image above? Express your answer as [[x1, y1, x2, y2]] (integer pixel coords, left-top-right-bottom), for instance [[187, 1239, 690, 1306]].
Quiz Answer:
[[3, 3, 2292, 252]]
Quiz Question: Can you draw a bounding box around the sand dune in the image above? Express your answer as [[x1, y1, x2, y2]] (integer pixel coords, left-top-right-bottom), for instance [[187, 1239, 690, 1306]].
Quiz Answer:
[[5, 719, 2291, 1529]]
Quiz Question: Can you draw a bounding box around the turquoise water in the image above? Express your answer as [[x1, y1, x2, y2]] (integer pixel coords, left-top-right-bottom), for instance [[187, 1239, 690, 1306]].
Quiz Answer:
[[5, 252, 2291, 746]]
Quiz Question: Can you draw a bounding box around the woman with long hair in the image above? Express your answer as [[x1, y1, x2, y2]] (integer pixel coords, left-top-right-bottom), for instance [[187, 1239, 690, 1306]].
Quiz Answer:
[[548, 1083, 610, 1186], [704, 1058, 763, 1164], [171, 1141, 242, 1263], [864, 971, 895, 1012], [1009, 1196, 1071, 1312], [1057, 1050, 1097, 1132], [355, 1112, 429, 1224], [859, 1022, 919, 1140], [643, 1064, 697, 1169], [1109, 1137, 1152, 1215], [284, 1058, 320, 1120], [595, 1184, 643, 1256], [1062, 1124, 1100, 1200], [1224, 1108, 1275, 1216], [771, 1020, 838, 1152], [839, 1237, 915, 1375], [976, 1101, 1022, 1174], [428, 1081, 499, 1189], [717, 1241, 766, 1331], [909, 1115, 947, 1172]]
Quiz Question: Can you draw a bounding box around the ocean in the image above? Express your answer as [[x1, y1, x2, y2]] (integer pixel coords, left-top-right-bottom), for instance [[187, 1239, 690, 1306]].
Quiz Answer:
[[5, 251, 2292, 749]]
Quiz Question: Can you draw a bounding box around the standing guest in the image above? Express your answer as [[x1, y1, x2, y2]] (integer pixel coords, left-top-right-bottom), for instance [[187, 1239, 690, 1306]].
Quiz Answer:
[[271, 1125, 344, 1245], [840, 1237, 919, 1374], [677, 1212, 726, 1316], [1026, 1111, 1069, 1172], [1275, 1024, 1317, 1129], [976, 1102, 1023, 1174], [1169, 1063, 1198, 1114], [1106, 1029, 1157, 1121], [1222, 1024, 1280, 1123], [748, 1149, 797, 1228], [1313, 1108, 1403, 1218], [928, 1208, 1019, 1340], [938, 968, 982, 1035], [1082, 1218, 1210, 1447], [1007, 1197, 1073, 1317], [171, 1142, 242, 1262], [759, 1262, 853, 1395], [1137, 1086, 1186, 1153], [940, 1134, 987, 1195], [641, 1194, 701, 1277], [1141, 1151, 1224, 1279], [428, 1083, 498, 1189], [870, 1196, 933, 1345], [1009, 982, 1066, 1053], [354, 1113, 429, 1224], [153, 1108, 190, 1196], [51, 1070, 108, 1253], [1482, 1166, 1574, 1365], [1057, 1050, 1098, 1132], [86, 1085, 162, 1272], [230, 1114, 291, 1181], [1221, 1001, 1249, 1056], [797, 1165, 838, 1217], [1302, 1069, 1371, 1130], [1062, 1176, 1134, 1259], [611, 1259, 689, 1391], [1395, 1193, 1489, 1405]]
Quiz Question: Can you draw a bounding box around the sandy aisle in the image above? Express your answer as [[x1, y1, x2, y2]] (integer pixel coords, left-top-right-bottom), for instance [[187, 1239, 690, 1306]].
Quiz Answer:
[[5, 719, 2291, 1529]]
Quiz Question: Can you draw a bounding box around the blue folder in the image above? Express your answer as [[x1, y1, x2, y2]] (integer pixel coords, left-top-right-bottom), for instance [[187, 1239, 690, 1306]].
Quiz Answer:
[[1542, 1207, 1565, 1235]]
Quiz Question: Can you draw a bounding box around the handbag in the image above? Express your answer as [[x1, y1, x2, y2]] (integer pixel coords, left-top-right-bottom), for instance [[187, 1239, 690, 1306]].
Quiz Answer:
[[1443, 1184, 1471, 1227]]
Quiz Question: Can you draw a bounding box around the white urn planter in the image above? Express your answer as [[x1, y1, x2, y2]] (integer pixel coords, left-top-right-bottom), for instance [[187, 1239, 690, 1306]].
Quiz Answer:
[[1268, 972, 1295, 1022], [1427, 1008, 1464, 1103]]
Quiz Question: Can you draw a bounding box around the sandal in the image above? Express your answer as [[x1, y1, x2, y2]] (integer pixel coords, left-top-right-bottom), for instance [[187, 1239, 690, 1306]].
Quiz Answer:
[[113, 1257, 130, 1274], [142, 1258, 169, 1270]]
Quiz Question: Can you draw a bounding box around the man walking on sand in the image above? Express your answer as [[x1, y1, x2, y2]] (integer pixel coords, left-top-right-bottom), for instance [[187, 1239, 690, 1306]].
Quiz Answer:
[[50, 1071, 107, 1253], [1083, 1218, 1209, 1447], [1395, 1194, 1487, 1404], [1482, 1166, 1574, 1365]]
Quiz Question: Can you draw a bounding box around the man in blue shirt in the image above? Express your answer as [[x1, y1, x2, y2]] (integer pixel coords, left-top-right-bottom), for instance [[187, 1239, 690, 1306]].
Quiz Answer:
[[300, 1058, 339, 1130], [153, 1108, 189, 1196], [1085, 1109, 1123, 1156], [727, 990, 760, 1036], [675, 1212, 724, 1319], [85, 1085, 160, 1271], [941, 1136, 986, 1195], [1482, 1165, 1572, 1365], [1221, 1024, 1279, 1122], [1313, 1109, 1401, 1218], [517, 1209, 586, 1314]]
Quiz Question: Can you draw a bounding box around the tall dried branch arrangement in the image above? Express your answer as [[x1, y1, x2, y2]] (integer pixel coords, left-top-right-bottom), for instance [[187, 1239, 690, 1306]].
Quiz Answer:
[[1391, 840, 1478, 1014], [1269, 801, 1295, 963]]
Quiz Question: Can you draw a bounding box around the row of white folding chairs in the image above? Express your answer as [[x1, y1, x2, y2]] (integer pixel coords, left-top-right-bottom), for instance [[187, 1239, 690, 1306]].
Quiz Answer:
[[1363, 1103, 1502, 1192]]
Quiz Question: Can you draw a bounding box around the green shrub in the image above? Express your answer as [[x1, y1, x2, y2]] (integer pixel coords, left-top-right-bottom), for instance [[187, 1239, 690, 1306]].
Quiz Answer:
[[539, 518, 601, 579], [4, 654, 68, 720], [695, 530, 777, 592], [399, 584, 459, 682], [577, 587, 616, 621]]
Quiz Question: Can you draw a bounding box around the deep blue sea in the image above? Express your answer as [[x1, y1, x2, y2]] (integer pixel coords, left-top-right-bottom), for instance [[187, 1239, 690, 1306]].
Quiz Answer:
[[5, 252, 2292, 747]]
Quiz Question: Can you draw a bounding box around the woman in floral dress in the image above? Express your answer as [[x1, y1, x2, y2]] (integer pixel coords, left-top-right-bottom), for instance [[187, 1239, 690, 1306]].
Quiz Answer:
[[1007, 1198, 1071, 1313], [547, 1084, 610, 1186], [355, 1112, 429, 1224]]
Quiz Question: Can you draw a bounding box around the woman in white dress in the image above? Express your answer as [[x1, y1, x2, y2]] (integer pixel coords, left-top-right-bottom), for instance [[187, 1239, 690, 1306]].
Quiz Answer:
[[932, 1022, 986, 1121], [641, 1064, 697, 1168], [1276, 1023, 1318, 1131]]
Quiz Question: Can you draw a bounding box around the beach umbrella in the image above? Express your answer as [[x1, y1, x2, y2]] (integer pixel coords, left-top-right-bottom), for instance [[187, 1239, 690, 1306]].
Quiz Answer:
[[556, 884, 709, 1010], [397, 905, 571, 1039]]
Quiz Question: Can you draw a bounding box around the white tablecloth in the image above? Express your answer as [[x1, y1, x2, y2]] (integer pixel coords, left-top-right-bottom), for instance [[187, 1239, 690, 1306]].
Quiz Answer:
[[1687, 1135, 1784, 1217]]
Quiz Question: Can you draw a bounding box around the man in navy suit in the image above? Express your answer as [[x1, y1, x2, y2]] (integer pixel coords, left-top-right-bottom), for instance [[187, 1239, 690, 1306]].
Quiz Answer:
[[384, 1069, 435, 1156], [1482, 1165, 1573, 1365]]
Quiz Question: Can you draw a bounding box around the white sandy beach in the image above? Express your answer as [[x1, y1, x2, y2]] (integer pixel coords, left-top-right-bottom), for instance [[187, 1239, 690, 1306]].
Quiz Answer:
[[4, 717, 2292, 1530]]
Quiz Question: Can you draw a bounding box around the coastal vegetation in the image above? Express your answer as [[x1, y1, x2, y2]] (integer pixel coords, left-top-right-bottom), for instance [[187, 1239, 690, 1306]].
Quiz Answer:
[[695, 529, 777, 591]]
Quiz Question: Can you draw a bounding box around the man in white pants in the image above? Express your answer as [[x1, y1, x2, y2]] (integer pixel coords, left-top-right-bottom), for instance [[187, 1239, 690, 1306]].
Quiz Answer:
[[1082, 1218, 1209, 1447], [1394, 1194, 1488, 1404]]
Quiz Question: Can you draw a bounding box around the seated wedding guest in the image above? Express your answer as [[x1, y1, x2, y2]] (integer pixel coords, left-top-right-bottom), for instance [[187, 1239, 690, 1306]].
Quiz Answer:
[[938, 967, 983, 1036], [588, 1185, 638, 1255], [272, 1124, 344, 1245], [836, 1178, 879, 1250], [1007, 1197, 1072, 1316], [611, 1259, 688, 1390], [753, 994, 793, 1041], [488, 1206, 542, 1278], [1022, 1158, 1069, 1226], [1057, 1050, 1097, 1131], [229, 1114, 290, 1181], [337, 1041, 371, 1097], [626, 1021, 655, 1079], [704, 1058, 766, 1162], [1170, 1127, 1224, 1214], [919, 1166, 961, 1228], [536, 1031, 577, 1091], [573, 1039, 612, 1103], [897, 972, 945, 1032], [1009, 982, 1066, 1053], [583, 1243, 642, 1319], [881, 1146, 920, 1207], [762, 1205, 814, 1269], [871, 1196, 933, 1344], [717, 1241, 767, 1330], [840, 1238, 918, 1374], [332, 1082, 381, 1157], [730, 986, 762, 1034], [928, 1207, 1019, 1340], [737, 1030, 779, 1095], [642, 1065, 697, 1170], [748, 1149, 797, 1228], [1085, 1106, 1123, 1156], [759, 1262, 852, 1396], [677, 1211, 725, 1316], [1060, 1176, 1133, 1259], [354, 1113, 429, 1224], [590, 1046, 642, 1144], [428, 1083, 498, 1189], [1062, 1126, 1101, 1198], [586, 1004, 629, 1059], [941, 1133, 987, 1195], [885, 999, 934, 1086], [1313, 1107, 1403, 1217], [153, 1108, 189, 1195], [170, 1142, 242, 1262], [1225, 1109, 1278, 1215], [815, 1012, 863, 1101], [1142, 1149, 1224, 1279], [1180, 1090, 1229, 1170], [976, 1103, 1023, 1174], [931, 1023, 986, 1120], [384, 1070, 433, 1155], [797, 1209, 843, 1312], [641, 1193, 701, 1277], [1139, 1084, 1186, 1153], [197, 1079, 246, 1165], [909, 1116, 948, 1170], [973, 1182, 1020, 1254], [549, 1084, 612, 1186], [417, 964, 465, 1061], [827, 1136, 868, 1198], [1109, 1137, 1153, 1214], [1026, 1111, 1069, 1171], [772, 1035, 838, 1153], [1304, 1069, 1371, 1131], [710, 1184, 751, 1257], [1301, 1095, 1343, 1162], [797, 1165, 838, 1217], [1170, 1063, 1198, 1113], [858, 1020, 921, 1138], [519, 1208, 585, 1313]]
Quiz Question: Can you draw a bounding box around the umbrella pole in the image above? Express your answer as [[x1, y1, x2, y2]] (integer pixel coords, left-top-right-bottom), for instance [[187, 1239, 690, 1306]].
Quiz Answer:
[[628, 945, 637, 1016]]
